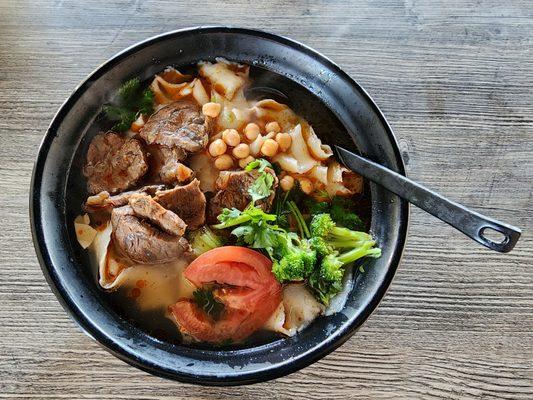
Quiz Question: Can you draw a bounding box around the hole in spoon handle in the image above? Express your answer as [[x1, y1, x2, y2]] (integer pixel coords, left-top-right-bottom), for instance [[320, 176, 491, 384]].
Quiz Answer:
[[476, 222, 521, 253]]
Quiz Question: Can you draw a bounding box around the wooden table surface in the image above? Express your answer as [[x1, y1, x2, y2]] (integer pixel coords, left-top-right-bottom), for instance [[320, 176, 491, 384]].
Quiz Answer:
[[1, 1, 531, 398]]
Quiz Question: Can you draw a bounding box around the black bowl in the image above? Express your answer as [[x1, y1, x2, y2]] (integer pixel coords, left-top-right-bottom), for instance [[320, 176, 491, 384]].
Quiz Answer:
[[30, 27, 408, 385]]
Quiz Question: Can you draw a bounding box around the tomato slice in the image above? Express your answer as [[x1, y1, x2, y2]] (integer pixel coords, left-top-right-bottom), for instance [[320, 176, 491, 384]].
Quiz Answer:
[[170, 246, 282, 343], [184, 261, 263, 289], [185, 246, 274, 281]]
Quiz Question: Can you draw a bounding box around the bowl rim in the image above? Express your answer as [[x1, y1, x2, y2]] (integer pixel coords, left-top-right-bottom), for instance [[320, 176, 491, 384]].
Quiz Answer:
[[30, 26, 409, 385]]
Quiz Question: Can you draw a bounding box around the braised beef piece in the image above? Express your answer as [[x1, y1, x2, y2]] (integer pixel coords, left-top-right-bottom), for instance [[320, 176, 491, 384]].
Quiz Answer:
[[129, 193, 186, 236], [139, 101, 211, 154], [111, 205, 192, 265], [147, 144, 189, 185], [153, 179, 206, 230], [83, 132, 148, 195], [84, 185, 165, 212], [208, 169, 278, 222]]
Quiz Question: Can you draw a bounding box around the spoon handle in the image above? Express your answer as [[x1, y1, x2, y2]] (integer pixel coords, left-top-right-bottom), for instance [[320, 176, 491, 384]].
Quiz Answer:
[[335, 146, 521, 253]]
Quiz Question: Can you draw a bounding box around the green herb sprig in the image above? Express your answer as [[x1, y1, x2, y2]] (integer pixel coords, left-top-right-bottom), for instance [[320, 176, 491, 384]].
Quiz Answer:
[[193, 288, 224, 320], [103, 78, 154, 132]]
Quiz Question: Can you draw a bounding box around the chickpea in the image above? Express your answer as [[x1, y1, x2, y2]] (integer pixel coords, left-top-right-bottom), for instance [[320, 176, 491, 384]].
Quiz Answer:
[[244, 122, 260, 141], [222, 129, 241, 147], [214, 154, 233, 170], [232, 143, 250, 159], [265, 121, 281, 134], [238, 155, 255, 169], [280, 175, 295, 191], [299, 177, 314, 194], [202, 102, 222, 118], [275, 132, 292, 152], [260, 138, 279, 157], [208, 139, 227, 157]]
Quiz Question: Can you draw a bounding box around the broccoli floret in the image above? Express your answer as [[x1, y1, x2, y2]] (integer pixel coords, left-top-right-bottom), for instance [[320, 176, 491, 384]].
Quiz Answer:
[[307, 213, 381, 305], [308, 255, 344, 305], [272, 254, 307, 282], [308, 241, 381, 305], [308, 236, 333, 258], [310, 213, 372, 248], [304, 198, 330, 215], [330, 196, 365, 230], [336, 239, 381, 264], [189, 226, 223, 256], [271, 233, 316, 282], [310, 213, 336, 237]]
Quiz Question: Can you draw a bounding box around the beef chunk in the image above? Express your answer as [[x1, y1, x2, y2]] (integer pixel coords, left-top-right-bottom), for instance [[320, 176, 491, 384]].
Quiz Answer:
[[111, 205, 192, 265], [85, 185, 165, 212], [139, 101, 210, 154], [147, 144, 192, 185], [208, 169, 278, 222], [153, 179, 206, 230], [129, 193, 186, 236], [83, 132, 148, 195]]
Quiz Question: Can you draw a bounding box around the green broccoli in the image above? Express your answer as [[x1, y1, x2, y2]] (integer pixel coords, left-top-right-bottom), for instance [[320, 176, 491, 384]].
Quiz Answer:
[[309, 241, 381, 305], [308, 213, 381, 305], [304, 198, 330, 215], [308, 255, 344, 305], [310, 213, 372, 248], [271, 232, 316, 282], [330, 196, 365, 231], [189, 226, 224, 256], [308, 236, 333, 258], [304, 196, 365, 231]]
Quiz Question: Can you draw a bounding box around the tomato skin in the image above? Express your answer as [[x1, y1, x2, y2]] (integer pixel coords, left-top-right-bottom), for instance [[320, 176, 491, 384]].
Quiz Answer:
[[170, 246, 282, 343]]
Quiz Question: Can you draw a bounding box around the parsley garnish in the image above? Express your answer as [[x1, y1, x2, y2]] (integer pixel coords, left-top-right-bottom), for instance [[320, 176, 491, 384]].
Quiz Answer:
[[103, 78, 154, 132], [245, 158, 275, 204], [193, 288, 224, 320]]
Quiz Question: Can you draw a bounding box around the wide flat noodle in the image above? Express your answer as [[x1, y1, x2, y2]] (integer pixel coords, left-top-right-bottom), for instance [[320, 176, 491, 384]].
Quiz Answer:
[[263, 283, 324, 336], [150, 67, 194, 104], [90, 223, 195, 311]]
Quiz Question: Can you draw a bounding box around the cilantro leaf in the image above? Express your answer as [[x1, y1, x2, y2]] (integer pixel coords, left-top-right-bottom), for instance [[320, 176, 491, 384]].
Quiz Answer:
[[214, 205, 282, 253], [103, 78, 155, 132], [245, 158, 275, 203], [245, 158, 272, 172], [193, 288, 224, 320], [248, 172, 275, 204]]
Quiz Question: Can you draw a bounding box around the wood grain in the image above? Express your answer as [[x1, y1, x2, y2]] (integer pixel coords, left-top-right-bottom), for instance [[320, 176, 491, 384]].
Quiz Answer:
[[0, 0, 531, 398]]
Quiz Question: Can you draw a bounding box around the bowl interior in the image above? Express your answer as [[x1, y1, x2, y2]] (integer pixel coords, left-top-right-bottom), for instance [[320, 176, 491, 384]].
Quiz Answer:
[[31, 27, 408, 385]]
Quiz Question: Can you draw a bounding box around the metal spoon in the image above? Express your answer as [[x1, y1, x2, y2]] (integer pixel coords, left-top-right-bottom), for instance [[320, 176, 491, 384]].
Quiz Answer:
[[335, 146, 521, 253]]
